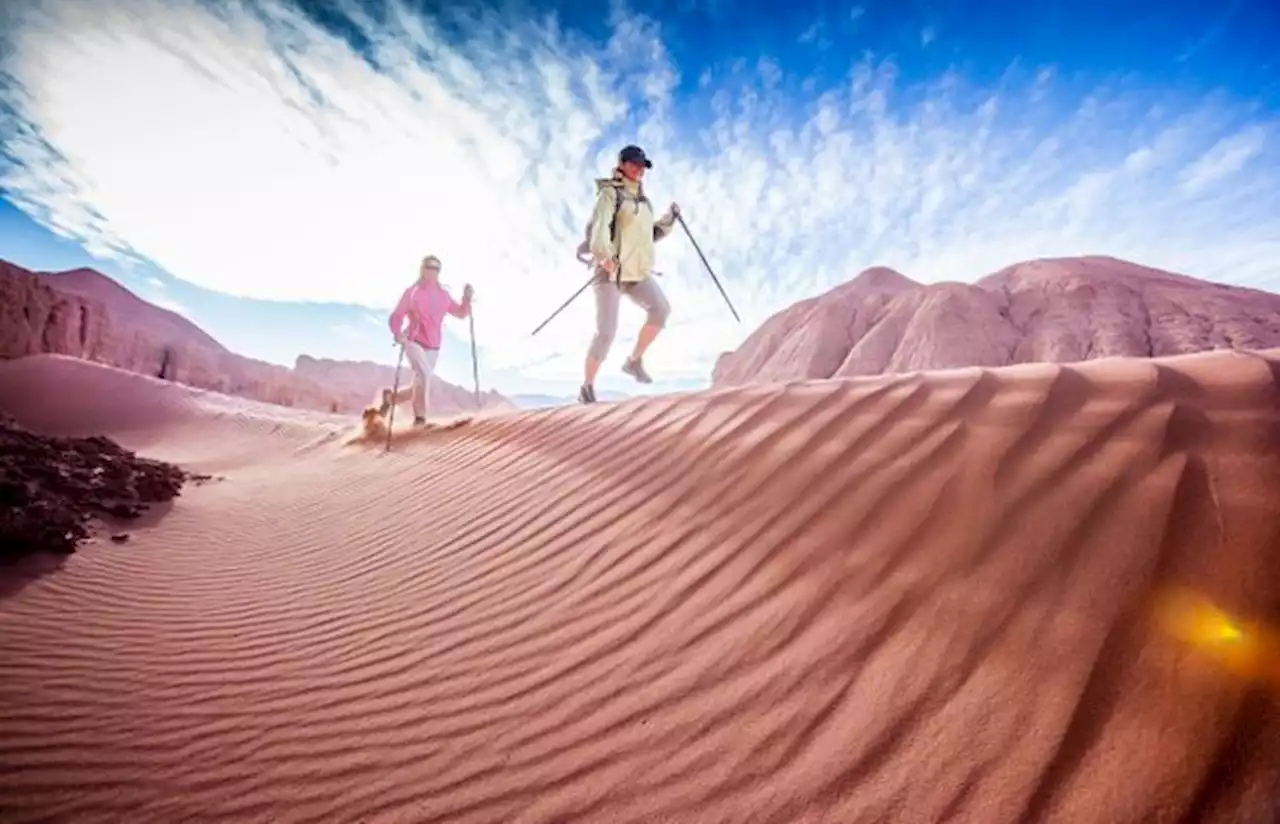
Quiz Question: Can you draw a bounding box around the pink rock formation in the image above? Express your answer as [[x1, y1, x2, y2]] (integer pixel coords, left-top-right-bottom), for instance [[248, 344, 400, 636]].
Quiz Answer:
[[1, 261, 117, 362], [43, 268, 226, 351], [294, 355, 511, 414], [0, 260, 505, 415], [713, 256, 1280, 386]]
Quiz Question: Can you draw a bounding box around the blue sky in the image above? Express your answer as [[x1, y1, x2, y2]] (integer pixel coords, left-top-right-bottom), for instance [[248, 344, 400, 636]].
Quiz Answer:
[[1, 0, 1278, 398]]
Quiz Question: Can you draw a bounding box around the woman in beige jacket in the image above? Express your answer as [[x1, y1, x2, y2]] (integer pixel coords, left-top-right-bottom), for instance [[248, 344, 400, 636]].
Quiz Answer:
[[579, 144, 680, 404]]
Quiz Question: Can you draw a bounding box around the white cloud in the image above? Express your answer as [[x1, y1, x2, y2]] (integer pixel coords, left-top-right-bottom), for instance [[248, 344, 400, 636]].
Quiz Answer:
[[921, 27, 936, 47], [1, 0, 1278, 387], [330, 322, 364, 342], [757, 57, 783, 90], [1175, 0, 1243, 63], [150, 295, 191, 317], [1123, 147, 1154, 174], [1179, 126, 1266, 194], [797, 20, 832, 50]]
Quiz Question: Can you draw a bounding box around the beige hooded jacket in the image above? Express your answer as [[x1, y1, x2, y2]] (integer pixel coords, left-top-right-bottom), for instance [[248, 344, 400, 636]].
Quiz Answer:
[[586, 173, 677, 284]]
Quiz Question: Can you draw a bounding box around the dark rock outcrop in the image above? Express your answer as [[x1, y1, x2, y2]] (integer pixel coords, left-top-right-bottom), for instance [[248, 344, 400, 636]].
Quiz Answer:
[[0, 414, 207, 559]]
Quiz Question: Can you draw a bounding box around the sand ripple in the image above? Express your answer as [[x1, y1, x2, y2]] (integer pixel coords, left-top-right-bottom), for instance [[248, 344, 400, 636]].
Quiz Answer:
[[1, 350, 1278, 823]]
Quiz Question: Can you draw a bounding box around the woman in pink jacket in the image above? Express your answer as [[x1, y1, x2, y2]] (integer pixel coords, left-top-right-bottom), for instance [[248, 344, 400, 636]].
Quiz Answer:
[[377, 254, 473, 427]]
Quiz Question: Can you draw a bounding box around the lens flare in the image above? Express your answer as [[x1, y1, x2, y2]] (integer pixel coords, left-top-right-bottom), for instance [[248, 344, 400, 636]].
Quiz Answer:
[[1152, 586, 1277, 685]]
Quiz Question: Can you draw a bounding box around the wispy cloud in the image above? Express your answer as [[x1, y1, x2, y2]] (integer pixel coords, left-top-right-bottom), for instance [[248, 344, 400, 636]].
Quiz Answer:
[[150, 295, 191, 318], [1179, 126, 1267, 194], [1, 0, 1278, 385], [329, 322, 365, 343], [1175, 0, 1244, 63]]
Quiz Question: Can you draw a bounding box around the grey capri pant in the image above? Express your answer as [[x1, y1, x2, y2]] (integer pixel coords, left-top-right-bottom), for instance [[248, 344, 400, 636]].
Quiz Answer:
[[588, 276, 671, 361]]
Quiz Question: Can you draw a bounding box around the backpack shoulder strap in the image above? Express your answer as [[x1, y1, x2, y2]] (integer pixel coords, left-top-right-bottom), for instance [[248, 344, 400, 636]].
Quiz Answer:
[[609, 185, 625, 240], [578, 178, 648, 266]]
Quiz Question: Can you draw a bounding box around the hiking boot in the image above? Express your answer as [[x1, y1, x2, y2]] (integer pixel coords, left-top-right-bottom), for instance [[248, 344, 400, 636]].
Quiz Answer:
[[412, 417, 427, 428], [578, 384, 597, 404], [622, 357, 653, 384]]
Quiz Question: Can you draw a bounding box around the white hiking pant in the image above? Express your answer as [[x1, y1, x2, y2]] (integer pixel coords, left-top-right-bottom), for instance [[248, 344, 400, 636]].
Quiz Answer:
[[588, 276, 670, 362], [390, 342, 439, 419]]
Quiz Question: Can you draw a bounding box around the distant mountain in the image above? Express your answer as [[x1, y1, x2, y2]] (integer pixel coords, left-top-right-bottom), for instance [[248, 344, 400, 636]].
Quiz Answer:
[[509, 390, 634, 409], [294, 355, 512, 414], [42, 267, 227, 352], [713, 255, 1280, 386], [509, 394, 572, 409], [0, 258, 508, 415]]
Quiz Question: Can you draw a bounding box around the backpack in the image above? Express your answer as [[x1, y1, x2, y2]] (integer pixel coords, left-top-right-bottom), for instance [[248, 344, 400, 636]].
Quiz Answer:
[[575, 181, 647, 271]]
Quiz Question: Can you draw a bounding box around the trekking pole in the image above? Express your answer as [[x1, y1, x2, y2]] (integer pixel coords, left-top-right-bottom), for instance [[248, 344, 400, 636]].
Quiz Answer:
[[675, 213, 740, 323], [531, 272, 595, 336], [385, 342, 405, 453], [468, 302, 481, 408]]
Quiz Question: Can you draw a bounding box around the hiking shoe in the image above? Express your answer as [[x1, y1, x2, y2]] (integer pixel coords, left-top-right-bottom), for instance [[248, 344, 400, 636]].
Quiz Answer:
[[412, 417, 427, 428], [578, 384, 597, 404], [622, 357, 653, 384]]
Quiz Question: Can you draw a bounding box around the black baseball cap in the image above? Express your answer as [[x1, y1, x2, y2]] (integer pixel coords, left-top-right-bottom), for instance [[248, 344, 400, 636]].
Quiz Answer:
[[618, 144, 652, 168]]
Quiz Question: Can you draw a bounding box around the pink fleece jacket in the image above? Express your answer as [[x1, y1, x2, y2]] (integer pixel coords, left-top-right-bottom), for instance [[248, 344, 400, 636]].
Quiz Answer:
[[388, 281, 469, 350]]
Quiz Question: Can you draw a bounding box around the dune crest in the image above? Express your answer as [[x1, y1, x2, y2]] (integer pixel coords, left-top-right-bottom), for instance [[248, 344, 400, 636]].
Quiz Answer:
[[1, 348, 1278, 823]]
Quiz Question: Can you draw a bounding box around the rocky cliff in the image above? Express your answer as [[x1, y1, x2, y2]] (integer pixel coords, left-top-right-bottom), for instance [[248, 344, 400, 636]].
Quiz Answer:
[[1, 262, 116, 363], [712, 256, 1280, 386], [0, 260, 505, 415]]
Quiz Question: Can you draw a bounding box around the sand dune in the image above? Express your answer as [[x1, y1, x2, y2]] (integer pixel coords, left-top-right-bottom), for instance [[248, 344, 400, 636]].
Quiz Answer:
[[2, 349, 1279, 823]]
